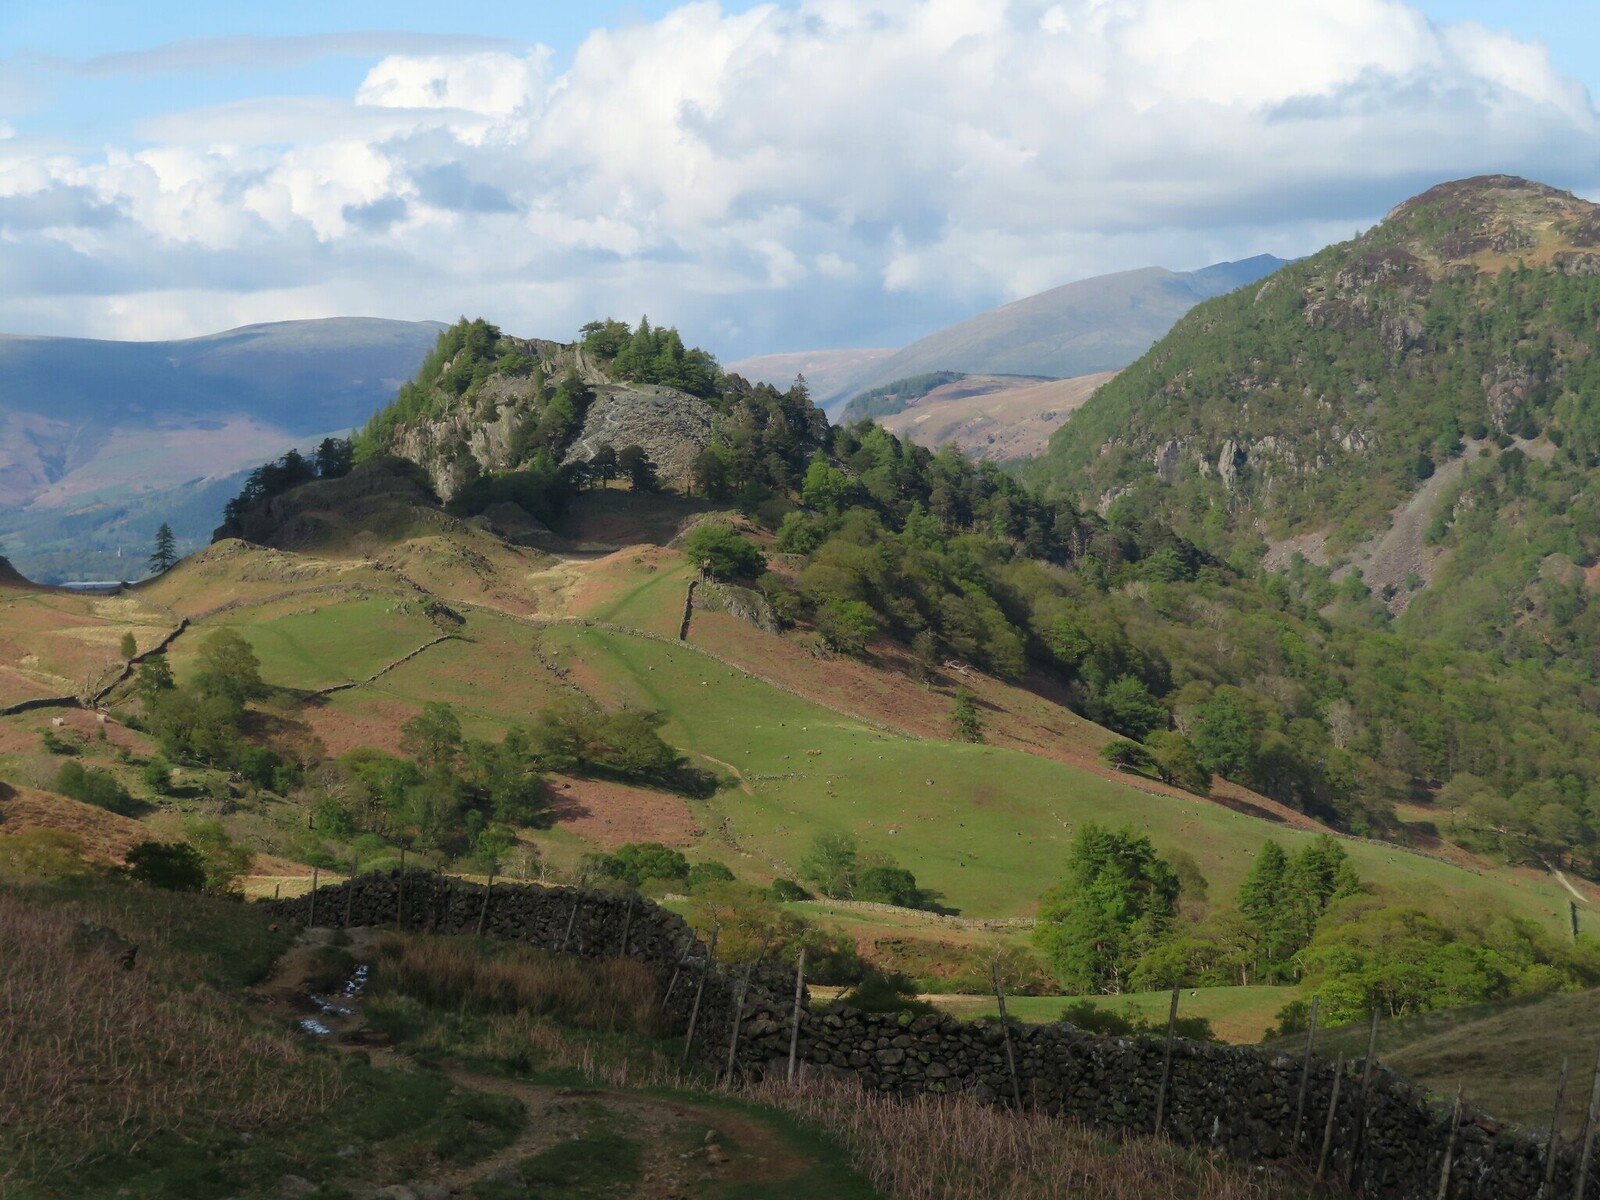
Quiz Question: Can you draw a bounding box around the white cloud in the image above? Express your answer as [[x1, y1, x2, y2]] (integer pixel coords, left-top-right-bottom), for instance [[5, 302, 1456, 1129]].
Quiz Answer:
[[3, 0, 1598, 357], [356, 50, 548, 118]]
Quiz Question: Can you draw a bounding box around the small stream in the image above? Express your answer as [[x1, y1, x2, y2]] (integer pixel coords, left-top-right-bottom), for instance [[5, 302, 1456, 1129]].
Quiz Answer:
[[300, 962, 369, 1036]]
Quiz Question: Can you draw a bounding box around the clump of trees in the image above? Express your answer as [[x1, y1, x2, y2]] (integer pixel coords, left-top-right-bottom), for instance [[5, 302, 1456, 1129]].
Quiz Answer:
[[580, 316, 721, 400], [682, 522, 766, 580], [135, 630, 290, 783], [1031, 824, 1600, 1030], [798, 831, 931, 910], [311, 699, 717, 866], [221, 439, 355, 528]]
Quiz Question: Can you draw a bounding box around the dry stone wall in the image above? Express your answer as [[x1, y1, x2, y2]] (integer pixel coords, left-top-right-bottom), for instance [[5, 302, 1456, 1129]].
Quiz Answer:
[[271, 873, 1577, 1200]]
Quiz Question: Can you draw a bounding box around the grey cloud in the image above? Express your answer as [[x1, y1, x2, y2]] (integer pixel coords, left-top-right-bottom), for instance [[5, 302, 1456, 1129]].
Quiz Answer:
[[0, 186, 126, 232], [411, 164, 519, 214], [342, 197, 410, 231]]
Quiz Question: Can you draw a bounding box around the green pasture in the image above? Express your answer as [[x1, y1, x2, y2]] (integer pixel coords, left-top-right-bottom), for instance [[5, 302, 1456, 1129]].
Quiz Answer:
[[930, 985, 1290, 1045], [537, 623, 1579, 932], [174, 597, 442, 693], [339, 609, 572, 737], [584, 555, 696, 637]]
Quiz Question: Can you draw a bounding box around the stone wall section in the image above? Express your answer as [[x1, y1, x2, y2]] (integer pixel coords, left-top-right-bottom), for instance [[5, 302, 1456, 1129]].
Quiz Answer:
[[271, 873, 1576, 1200]]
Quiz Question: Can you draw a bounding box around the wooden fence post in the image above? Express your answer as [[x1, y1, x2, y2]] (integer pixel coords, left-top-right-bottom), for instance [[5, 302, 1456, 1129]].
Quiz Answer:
[[992, 960, 1023, 1110], [681, 926, 718, 1064], [397, 847, 406, 929], [308, 866, 318, 927], [344, 858, 358, 927], [1437, 1085, 1464, 1200], [662, 935, 696, 1010], [1346, 1008, 1382, 1187], [618, 894, 634, 957], [1154, 984, 1181, 1135], [1574, 1052, 1600, 1200], [1316, 1052, 1346, 1184], [724, 930, 774, 1085], [787, 947, 807, 1085], [559, 894, 581, 953], [1542, 1056, 1571, 1200], [476, 870, 494, 936], [1293, 995, 1320, 1151]]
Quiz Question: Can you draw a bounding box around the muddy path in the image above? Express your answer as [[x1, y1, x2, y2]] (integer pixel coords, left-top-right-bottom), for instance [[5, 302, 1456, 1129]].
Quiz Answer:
[[251, 928, 817, 1199]]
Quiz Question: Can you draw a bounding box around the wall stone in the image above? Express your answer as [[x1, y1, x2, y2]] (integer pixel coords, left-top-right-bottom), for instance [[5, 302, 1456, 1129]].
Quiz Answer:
[[270, 874, 1577, 1200]]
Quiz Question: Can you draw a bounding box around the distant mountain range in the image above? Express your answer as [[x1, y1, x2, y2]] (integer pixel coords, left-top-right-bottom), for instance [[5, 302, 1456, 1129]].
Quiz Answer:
[[726, 256, 1287, 412], [0, 318, 443, 581]]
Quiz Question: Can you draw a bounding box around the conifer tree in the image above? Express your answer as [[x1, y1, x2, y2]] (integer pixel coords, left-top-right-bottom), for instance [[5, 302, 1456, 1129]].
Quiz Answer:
[[951, 688, 983, 743], [148, 523, 177, 575]]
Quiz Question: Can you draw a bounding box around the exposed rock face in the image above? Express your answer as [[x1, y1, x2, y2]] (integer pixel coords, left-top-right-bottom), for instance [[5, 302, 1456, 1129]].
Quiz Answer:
[[692, 580, 781, 633], [564, 384, 716, 487], [383, 334, 716, 501], [1217, 440, 1245, 490], [1154, 439, 1183, 484]]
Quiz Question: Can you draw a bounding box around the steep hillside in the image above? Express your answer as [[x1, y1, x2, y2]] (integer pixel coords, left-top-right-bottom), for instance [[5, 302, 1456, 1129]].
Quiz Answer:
[[0, 318, 444, 582], [5, 507, 1580, 937], [1036, 176, 1600, 559], [832, 256, 1285, 407]]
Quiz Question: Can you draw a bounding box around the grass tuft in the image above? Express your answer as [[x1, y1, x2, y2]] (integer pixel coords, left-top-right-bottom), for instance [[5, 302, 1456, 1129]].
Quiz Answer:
[[368, 933, 665, 1035], [740, 1075, 1308, 1200]]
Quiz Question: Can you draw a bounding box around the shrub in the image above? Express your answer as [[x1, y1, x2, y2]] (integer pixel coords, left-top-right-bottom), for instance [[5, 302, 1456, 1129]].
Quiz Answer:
[[40, 727, 80, 756], [141, 757, 173, 796], [0, 829, 90, 880], [55, 761, 137, 815], [771, 878, 811, 902], [1099, 739, 1155, 772], [855, 864, 923, 908], [686, 861, 735, 892], [124, 841, 207, 892], [840, 969, 936, 1016]]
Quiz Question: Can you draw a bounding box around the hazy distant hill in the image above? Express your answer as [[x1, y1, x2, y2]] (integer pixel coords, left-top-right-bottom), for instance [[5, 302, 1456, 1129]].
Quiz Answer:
[[836, 256, 1286, 407], [876, 371, 1116, 461], [723, 347, 896, 403], [0, 317, 443, 581]]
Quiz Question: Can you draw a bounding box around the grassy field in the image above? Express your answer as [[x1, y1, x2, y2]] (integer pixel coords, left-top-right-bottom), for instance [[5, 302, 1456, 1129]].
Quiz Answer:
[[574, 549, 697, 637], [3, 535, 1588, 965], [926, 985, 1290, 1045], [173, 595, 444, 693], [1261, 988, 1600, 1135], [538, 622, 1580, 930], [0, 589, 173, 705]]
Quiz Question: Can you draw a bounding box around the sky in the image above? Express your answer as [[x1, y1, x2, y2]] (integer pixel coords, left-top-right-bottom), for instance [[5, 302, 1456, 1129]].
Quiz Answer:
[[2, 0, 1599, 360]]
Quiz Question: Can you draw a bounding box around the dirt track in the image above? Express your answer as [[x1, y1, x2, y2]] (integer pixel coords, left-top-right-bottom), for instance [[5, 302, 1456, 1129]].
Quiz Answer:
[[251, 929, 816, 1199]]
